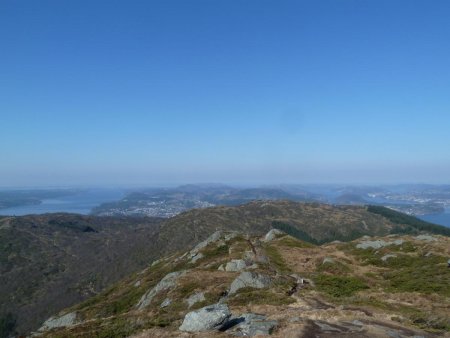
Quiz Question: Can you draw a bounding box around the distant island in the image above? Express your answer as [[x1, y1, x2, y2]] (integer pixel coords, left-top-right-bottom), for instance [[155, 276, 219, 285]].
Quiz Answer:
[[0, 189, 81, 209]]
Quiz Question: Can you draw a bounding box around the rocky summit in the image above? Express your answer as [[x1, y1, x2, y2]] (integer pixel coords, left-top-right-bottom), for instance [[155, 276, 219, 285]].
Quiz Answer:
[[35, 230, 450, 337]]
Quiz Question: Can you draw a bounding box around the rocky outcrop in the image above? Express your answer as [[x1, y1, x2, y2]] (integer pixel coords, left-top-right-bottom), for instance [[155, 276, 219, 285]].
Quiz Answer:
[[190, 252, 204, 263], [356, 239, 403, 249], [263, 229, 284, 242], [223, 313, 278, 336], [188, 231, 223, 259], [415, 235, 437, 242], [38, 312, 77, 331], [179, 303, 231, 332], [224, 259, 247, 272], [229, 272, 271, 294], [136, 270, 185, 309], [186, 292, 206, 308]]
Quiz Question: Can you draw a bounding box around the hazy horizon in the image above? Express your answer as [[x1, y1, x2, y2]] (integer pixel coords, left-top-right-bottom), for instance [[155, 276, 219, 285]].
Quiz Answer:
[[2, 1, 450, 186]]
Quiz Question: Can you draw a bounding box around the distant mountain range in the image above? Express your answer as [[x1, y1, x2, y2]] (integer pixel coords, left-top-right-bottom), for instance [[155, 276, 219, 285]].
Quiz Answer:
[[91, 184, 450, 218]]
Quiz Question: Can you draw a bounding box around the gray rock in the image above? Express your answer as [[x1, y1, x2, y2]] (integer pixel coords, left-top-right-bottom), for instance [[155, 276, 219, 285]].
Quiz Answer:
[[356, 239, 403, 250], [218, 264, 225, 271], [387, 330, 401, 338], [415, 235, 437, 242], [224, 232, 239, 241], [133, 280, 141, 287], [315, 322, 341, 332], [352, 320, 364, 326], [226, 313, 278, 336], [39, 312, 77, 331], [179, 303, 231, 332], [263, 229, 284, 242], [381, 254, 397, 261], [229, 271, 271, 294], [190, 252, 204, 263], [186, 292, 206, 308], [151, 259, 162, 266], [225, 259, 247, 272], [160, 298, 172, 308], [322, 257, 334, 264], [189, 231, 223, 258], [136, 270, 185, 309]]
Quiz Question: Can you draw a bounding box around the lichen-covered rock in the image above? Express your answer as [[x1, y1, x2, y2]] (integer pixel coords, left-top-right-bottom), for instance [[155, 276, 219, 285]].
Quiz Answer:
[[225, 259, 247, 272], [136, 270, 185, 309], [229, 271, 271, 294], [263, 229, 284, 242], [415, 235, 437, 242], [39, 312, 77, 331], [179, 303, 231, 332], [186, 292, 206, 308], [356, 239, 403, 249]]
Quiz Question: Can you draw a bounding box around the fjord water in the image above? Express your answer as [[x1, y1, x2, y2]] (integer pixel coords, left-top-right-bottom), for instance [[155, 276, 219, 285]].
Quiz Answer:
[[419, 208, 450, 228], [0, 188, 124, 216]]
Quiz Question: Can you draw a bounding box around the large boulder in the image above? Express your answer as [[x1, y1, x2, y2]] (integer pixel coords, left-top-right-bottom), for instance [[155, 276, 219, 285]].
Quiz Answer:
[[38, 312, 77, 331], [179, 303, 231, 332], [229, 271, 271, 294], [136, 270, 185, 309]]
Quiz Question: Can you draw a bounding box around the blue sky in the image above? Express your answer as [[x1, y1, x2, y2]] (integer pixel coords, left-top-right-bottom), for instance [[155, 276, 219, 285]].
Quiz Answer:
[[1, 0, 450, 186]]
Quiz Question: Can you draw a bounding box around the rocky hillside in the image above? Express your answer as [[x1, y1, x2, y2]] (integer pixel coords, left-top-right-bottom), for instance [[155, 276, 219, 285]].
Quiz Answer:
[[36, 230, 450, 337], [2, 201, 449, 336], [0, 214, 163, 336], [155, 201, 450, 257]]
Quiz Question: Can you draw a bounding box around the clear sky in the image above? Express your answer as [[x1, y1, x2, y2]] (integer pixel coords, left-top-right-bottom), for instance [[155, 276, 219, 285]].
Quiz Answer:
[[1, 0, 450, 187]]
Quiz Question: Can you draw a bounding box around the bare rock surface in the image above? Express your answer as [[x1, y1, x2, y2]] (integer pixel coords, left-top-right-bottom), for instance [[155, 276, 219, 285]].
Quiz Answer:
[[38, 312, 77, 331], [179, 303, 231, 332], [186, 292, 206, 308], [136, 270, 185, 309], [225, 259, 247, 272], [263, 229, 284, 242], [229, 271, 271, 294]]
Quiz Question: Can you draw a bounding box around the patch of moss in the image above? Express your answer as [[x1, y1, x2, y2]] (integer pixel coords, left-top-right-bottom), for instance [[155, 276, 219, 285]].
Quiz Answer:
[[314, 274, 368, 298]]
